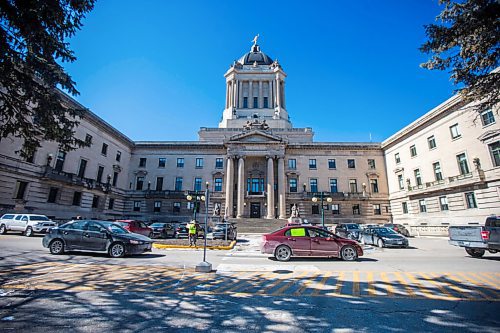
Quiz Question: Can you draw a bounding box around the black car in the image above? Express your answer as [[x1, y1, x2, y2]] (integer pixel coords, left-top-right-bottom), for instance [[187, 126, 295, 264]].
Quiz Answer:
[[175, 222, 205, 239], [360, 227, 409, 248], [212, 223, 237, 240], [150, 222, 175, 238], [335, 223, 362, 240], [383, 223, 410, 237], [42, 220, 153, 258]]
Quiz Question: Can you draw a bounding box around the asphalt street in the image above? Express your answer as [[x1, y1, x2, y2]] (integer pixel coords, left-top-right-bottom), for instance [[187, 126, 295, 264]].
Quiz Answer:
[[0, 233, 499, 332]]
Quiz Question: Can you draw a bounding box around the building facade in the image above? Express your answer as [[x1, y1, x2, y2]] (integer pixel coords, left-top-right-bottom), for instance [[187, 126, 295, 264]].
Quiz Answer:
[[0, 40, 497, 228]]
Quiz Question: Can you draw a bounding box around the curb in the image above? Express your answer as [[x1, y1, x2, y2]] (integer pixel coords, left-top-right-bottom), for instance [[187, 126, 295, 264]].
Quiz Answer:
[[153, 240, 237, 250]]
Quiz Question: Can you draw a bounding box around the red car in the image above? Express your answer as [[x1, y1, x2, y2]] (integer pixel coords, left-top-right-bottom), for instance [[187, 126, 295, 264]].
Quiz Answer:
[[114, 220, 152, 237], [261, 225, 363, 262]]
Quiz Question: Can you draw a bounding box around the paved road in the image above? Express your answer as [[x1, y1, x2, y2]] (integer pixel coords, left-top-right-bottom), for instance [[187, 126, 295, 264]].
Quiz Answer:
[[0, 234, 499, 332]]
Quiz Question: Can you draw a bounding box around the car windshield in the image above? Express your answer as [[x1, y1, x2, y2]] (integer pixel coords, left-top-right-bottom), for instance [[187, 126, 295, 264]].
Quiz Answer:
[[100, 222, 129, 234], [150, 223, 166, 227], [346, 224, 360, 230], [30, 216, 50, 221], [376, 227, 397, 235]]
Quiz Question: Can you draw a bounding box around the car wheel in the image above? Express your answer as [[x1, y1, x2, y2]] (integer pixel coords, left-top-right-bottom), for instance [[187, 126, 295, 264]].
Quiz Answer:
[[0, 224, 6, 235], [275, 245, 292, 262], [377, 238, 384, 248], [49, 239, 65, 255], [109, 242, 125, 258], [24, 227, 33, 237], [340, 245, 358, 261], [465, 248, 485, 258]]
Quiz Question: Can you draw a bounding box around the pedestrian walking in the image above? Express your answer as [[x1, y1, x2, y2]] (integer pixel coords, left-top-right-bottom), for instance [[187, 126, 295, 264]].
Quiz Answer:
[[188, 220, 197, 246]]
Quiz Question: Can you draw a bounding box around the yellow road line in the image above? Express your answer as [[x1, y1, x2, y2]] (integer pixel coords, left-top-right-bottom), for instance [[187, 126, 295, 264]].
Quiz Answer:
[[212, 271, 257, 294], [366, 272, 376, 296], [466, 273, 500, 298], [309, 271, 332, 296], [394, 272, 416, 298], [325, 271, 345, 296], [448, 273, 492, 301], [352, 271, 360, 296], [271, 271, 310, 296], [293, 273, 320, 296], [254, 271, 291, 295], [405, 272, 437, 299], [417, 272, 457, 300], [471, 273, 500, 291], [379, 272, 394, 296]]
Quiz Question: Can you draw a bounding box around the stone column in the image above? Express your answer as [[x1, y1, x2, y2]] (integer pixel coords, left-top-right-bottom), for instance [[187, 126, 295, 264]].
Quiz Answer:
[[258, 81, 263, 109], [278, 157, 286, 219], [238, 80, 242, 109], [224, 156, 234, 218], [282, 81, 286, 109], [266, 156, 275, 219], [236, 156, 245, 218], [269, 80, 273, 108], [225, 82, 229, 108], [232, 80, 237, 108], [276, 78, 281, 108]]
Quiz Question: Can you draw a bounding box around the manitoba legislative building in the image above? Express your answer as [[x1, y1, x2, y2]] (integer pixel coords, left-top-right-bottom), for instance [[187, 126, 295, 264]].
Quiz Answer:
[[0, 41, 498, 230]]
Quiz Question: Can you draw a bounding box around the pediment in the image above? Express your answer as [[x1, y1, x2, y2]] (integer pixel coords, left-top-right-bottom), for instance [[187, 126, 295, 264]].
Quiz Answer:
[[226, 130, 286, 144]]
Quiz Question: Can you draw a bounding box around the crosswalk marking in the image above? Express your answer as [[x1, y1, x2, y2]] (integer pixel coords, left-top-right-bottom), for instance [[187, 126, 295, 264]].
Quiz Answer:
[[379, 272, 394, 296], [394, 271, 416, 298], [308, 271, 332, 296]]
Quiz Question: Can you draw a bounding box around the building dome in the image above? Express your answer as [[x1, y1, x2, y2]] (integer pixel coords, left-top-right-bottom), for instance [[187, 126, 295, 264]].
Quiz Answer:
[[237, 44, 274, 65]]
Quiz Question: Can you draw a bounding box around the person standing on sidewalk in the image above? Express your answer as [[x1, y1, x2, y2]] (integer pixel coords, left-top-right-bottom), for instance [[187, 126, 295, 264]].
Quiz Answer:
[[188, 220, 197, 247]]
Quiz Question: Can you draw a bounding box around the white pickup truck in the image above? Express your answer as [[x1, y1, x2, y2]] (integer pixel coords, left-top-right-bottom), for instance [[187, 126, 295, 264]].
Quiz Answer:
[[0, 214, 57, 237], [448, 216, 500, 258]]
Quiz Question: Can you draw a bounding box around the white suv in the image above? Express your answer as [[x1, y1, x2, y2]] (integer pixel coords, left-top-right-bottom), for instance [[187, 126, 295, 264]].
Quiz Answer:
[[0, 214, 56, 237]]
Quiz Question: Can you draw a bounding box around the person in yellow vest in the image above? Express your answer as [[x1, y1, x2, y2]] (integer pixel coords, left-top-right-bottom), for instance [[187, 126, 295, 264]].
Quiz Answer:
[[188, 220, 197, 247]]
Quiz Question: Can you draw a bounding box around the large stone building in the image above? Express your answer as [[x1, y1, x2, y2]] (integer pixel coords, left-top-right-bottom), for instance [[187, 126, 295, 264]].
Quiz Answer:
[[0, 40, 497, 229]]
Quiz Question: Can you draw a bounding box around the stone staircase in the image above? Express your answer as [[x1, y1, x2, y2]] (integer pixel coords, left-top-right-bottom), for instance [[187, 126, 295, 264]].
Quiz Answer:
[[228, 218, 288, 234]]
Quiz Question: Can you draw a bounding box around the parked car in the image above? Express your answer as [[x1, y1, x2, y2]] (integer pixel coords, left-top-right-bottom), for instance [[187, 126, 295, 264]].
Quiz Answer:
[[43, 220, 152, 258], [212, 222, 237, 240], [335, 223, 362, 240], [448, 215, 499, 258], [360, 227, 409, 248], [384, 223, 410, 237], [175, 222, 205, 239], [150, 222, 175, 238], [261, 225, 363, 262], [114, 220, 152, 237], [0, 214, 56, 237]]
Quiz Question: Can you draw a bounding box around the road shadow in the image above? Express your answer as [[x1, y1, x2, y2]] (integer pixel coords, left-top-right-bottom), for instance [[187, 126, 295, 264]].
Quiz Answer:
[[266, 256, 378, 262]]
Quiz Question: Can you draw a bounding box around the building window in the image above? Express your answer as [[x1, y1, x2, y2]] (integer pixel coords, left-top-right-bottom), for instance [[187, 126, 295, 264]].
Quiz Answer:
[[72, 191, 82, 206], [54, 151, 66, 172], [101, 143, 108, 156], [194, 178, 202, 191], [97, 166, 104, 183], [77, 159, 87, 178], [263, 97, 269, 108], [173, 202, 181, 213], [309, 159, 317, 169], [289, 178, 297, 192], [177, 158, 184, 168], [402, 202, 408, 214], [92, 195, 100, 209], [133, 201, 141, 212], [154, 201, 161, 213], [347, 159, 356, 169], [370, 179, 379, 193], [398, 174, 404, 190], [215, 178, 223, 192], [312, 205, 320, 215], [253, 97, 258, 108], [329, 179, 338, 193], [136, 177, 144, 190], [288, 159, 296, 170], [352, 204, 360, 215], [368, 159, 376, 169], [108, 198, 114, 210], [196, 158, 203, 168], [439, 196, 449, 211], [489, 141, 500, 167], [215, 158, 224, 169], [428, 136, 436, 149], [175, 177, 183, 191], [465, 192, 477, 209], [156, 177, 163, 191], [328, 159, 336, 169], [47, 187, 58, 203], [158, 158, 166, 168], [310, 179, 318, 193], [349, 179, 357, 193], [139, 158, 147, 167], [112, 172, 118, 187], [414, 169, 422, 186], [395, 153, 401, 164], [14, 181, 28, 199], [410, 145, 417, 157], [116, 151, 121, 162], [481, 109, 495, 126], [456, 153, 470, 175], [372, 204, 381, 215], [85, 134, 93, 145], [419, 199, 427, 213], [332, 204, 340, 215], [450, 124, 461, 139], [243, 97, 248, 108], [433, 162, 443, 181]]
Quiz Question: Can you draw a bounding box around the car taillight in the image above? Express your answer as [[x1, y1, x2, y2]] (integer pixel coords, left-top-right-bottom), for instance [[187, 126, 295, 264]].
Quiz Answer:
[[394, 227, 399, 231], [481, 230, 490, 240]]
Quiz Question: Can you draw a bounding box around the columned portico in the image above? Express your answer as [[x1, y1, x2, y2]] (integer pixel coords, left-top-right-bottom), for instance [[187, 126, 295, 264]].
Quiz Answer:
[[266, 156, 275, 219], [236, 156, 245, 218], [224, 156, 234, 217], [278, 157, 286, 219]]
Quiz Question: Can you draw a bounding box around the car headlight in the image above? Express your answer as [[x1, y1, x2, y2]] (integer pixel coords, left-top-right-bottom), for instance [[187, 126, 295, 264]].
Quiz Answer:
[[129, 240, 143, 245]]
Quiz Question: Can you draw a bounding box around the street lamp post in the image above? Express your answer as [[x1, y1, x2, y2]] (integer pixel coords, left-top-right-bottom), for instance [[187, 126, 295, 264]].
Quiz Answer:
[[186, 192, 206, 222], [312, 192, 332, 229], [195, 182, 212, 272]]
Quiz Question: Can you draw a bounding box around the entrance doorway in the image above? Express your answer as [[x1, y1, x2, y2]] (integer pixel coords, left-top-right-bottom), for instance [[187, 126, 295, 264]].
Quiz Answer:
[[250, 203, 261, 218]]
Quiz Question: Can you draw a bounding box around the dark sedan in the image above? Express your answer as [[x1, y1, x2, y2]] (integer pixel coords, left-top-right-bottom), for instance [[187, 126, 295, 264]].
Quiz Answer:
[[42, 220, 153, 258], [150, 222, 175, 238], [360, 227, 409, 248], [213, 222, 237, 240], [335, 223, 362, 240]]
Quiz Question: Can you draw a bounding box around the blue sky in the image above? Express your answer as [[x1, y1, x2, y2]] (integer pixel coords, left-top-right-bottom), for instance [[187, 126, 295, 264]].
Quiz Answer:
[[65, 0, 453, 143]]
